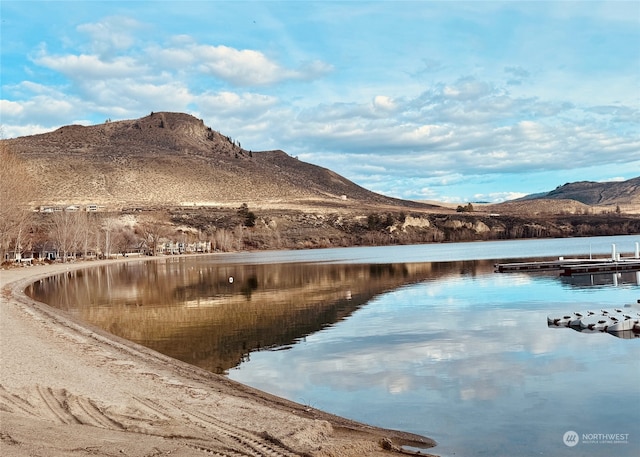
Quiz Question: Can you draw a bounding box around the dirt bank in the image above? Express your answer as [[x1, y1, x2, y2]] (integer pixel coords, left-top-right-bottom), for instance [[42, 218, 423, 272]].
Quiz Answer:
[[0, 257, 436, 456]]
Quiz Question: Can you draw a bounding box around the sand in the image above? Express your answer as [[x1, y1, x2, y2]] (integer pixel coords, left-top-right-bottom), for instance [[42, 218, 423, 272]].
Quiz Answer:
[[0, 257, 436, 457]]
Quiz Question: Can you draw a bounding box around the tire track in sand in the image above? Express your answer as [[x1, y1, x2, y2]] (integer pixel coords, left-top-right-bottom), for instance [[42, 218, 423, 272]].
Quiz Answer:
[[1, 385, 304, 456], [172, 405, 301, 457], [35, 386, 81, 425], [2, 385, 125, 430]]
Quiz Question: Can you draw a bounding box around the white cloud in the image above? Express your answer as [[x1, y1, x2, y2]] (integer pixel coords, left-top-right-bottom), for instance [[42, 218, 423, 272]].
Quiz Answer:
[[0, 100, 24, 118], [400, 124, 452, 145], [152, 43, 332, 86], [1, 124, 52, 139], [281, 78, 639, 178], [198, 91, 277, 117], [33, 52, 146, 80], [9, 81, 59, 96], [0, 94, 78, 127], [443, 76, 494, 101], [372, 95, 396, 111], [82, 79, 194, 116], [195, 45, 284, 85], [473, 192, 529, 203], [76, 16, 143, 57], [152, 46, 197, 67]]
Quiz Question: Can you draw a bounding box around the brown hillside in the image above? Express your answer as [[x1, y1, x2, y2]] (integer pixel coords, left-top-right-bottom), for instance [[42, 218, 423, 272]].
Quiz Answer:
[[543, 178, 640, 206], [487, 177, 640, 216], [4, 112, 436, 212], [512, 177, 640, 214], [485, 198, 592, 216]]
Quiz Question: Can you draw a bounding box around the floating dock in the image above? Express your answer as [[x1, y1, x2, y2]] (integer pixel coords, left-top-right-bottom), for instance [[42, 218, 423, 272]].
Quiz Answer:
[[495, 242, 640, 276], [547, 302, 640, 339], [560, 260, 640, 276]]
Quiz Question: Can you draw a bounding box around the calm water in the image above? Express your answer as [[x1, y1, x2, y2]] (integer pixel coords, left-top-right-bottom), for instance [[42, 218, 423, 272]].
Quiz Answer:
[[27, 235, 640, 457]]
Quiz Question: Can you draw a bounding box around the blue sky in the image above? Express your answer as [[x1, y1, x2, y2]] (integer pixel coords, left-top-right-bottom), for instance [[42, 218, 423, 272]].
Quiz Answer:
[[1, 1, 639, 203]]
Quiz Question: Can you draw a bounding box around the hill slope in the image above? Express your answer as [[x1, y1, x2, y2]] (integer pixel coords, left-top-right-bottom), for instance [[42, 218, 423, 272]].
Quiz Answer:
[[521, 178, 640, 206], [4, 112, 431, 211], [488, 177, 640, 215]]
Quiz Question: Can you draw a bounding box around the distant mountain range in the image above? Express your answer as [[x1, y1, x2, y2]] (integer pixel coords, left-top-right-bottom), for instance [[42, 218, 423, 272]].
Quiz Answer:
[[4, 112, 639, 215], [519, 178, 640, 206], [487, 177, 640, 215]]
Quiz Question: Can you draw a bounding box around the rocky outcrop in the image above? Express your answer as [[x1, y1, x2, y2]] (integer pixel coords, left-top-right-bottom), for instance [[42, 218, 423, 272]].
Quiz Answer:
[[401, 215, 431, 230]]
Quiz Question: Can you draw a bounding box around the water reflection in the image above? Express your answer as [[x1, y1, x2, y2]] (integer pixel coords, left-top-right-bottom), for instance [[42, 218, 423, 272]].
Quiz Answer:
[[226, 268, 639, 457], [27, 258, 497, 373], [24, 244, 640, 457]]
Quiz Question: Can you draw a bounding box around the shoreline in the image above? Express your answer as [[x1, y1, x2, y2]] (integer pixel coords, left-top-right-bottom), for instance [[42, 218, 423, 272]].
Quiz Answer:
[[0, 255, 437, 457]]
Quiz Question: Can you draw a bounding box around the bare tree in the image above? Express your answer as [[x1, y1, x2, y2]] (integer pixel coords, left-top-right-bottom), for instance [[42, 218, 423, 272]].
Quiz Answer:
[[112, 226, 139, 256], [137, 212, 172, 255], [213, 228, 235, 252], [75, 211, 100, 258], [48, 211, 84, 262], [0, 141, 39, 261], [100, 216, 120, 258]]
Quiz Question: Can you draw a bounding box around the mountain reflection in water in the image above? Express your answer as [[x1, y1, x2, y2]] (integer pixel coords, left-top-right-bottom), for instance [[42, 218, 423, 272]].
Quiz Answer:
[[24, 237, 640, 457], [27, 259, 496, 374]]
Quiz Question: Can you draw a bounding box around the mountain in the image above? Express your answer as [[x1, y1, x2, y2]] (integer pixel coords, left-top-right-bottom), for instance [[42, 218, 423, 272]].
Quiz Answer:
[[3, 112, 433, 211], [520, 178, 640, 206], [487, 177, 640, 215]]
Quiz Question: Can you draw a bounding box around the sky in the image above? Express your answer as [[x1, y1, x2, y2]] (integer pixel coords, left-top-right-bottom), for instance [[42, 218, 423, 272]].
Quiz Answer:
[[1, 1, 639, 203]]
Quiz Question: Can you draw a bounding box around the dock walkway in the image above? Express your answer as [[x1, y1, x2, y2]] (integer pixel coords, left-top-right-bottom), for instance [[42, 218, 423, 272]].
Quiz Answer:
[[495, 242, 640, 276], [495, 258, 640, 275]]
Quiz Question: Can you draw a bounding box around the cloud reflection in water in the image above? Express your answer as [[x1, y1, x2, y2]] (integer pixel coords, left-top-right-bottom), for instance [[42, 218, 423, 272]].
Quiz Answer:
[[230, 270, 640, 456]]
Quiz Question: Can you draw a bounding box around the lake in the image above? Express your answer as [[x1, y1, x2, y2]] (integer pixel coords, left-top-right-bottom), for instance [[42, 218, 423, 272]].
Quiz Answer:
[[27, 235, 640, 456]]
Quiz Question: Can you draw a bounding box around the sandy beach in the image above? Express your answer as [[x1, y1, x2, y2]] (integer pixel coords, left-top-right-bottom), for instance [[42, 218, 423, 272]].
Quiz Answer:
[[0, 257, 436, 457]]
